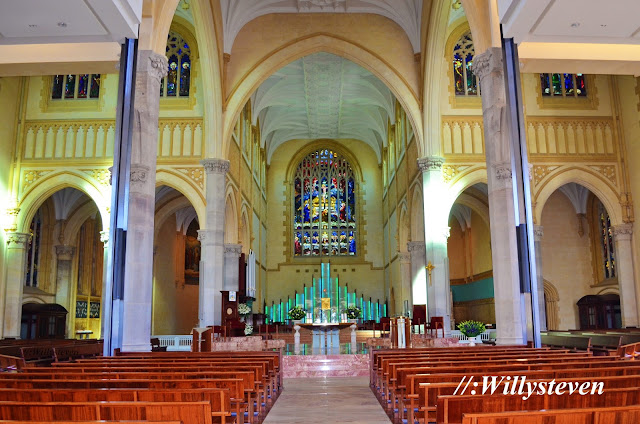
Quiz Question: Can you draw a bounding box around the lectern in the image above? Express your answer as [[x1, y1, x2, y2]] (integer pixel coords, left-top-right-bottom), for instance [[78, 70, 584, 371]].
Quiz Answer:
[[390, 317, 411, 348]]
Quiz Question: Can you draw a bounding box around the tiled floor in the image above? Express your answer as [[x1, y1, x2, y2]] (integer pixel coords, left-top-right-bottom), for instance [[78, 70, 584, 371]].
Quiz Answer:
[[264, 376, 391, 424]]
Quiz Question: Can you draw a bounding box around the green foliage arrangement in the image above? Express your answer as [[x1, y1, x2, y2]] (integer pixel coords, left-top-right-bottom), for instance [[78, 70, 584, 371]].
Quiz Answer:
[[346, 306, 362, 320], [288, 305, 306, 320], [457, 320, 486, 338]]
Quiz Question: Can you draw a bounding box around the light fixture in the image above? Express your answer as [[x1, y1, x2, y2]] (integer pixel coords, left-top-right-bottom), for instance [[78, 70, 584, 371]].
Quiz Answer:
[[57, 22, 67, 28]]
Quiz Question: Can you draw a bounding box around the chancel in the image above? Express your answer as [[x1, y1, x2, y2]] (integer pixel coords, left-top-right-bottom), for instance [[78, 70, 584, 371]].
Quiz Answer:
[[1, 0, 640, 423]]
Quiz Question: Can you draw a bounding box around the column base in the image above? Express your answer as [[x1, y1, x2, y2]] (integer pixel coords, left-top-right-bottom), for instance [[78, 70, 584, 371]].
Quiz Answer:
[[121, 342, 152, 352], [495, 336, 526, 346]]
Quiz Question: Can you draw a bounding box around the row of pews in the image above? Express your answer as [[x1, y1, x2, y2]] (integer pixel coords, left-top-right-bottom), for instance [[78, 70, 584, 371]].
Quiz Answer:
[[0, 339, 103, 369], [371, 345, 640, 424], [0, 350, 282, 424], [541, 329, 640, 356]]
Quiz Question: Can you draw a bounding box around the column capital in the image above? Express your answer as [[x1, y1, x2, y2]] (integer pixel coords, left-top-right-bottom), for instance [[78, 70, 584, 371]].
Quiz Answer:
[[417, 156, 445, 173], [138, 50, 168, 83], [612, 223, 633, 241], [407, 241, 425, 253], [533, 225, 544, 242], [130, 165, 150, 189], [398, 251, 411, 264], [6, 232, 30, 248], [224, 243, 243, 255], [4, 206, 20, 232], [197, 229, 208, 241], [201, 158, 230, 175], [55, 245, 76, 260], [472, 47, 503, 80]]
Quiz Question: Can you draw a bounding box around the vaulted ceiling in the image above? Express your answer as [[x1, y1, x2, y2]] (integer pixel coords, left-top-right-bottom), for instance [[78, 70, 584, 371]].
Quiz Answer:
[[219, 0, 423, 53], [252, 52, 395, 164]]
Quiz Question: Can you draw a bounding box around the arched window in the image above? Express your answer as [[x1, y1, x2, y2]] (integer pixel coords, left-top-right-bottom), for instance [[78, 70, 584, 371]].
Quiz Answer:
[[161, 31, 191, 97], [25, 210, 42, 287], [452, 31, 479, 96], [598, 202, 615, 279], [540, 73, 587, 97], [293, 149, 356, 257]]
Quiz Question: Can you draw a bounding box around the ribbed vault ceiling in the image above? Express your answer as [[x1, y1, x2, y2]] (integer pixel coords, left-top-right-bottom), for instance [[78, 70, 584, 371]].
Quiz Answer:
[[253, 52, 395, 163]]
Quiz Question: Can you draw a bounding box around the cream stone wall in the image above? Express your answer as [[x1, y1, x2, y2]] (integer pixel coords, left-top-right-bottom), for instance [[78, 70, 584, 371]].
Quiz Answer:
[[448, 220, 466, 280], [265, 138, 385, 307], [471, 211, 492, 275], [540, 190, 595, 330]]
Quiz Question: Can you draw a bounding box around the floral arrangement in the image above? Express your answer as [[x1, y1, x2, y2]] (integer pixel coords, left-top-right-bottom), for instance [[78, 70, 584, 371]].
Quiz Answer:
[[346, 306, 361, 320], [237, 303, 251, 316], [457, 320, 486, 338], [244, 324, 253, 336], [288, 305, 306, 320]]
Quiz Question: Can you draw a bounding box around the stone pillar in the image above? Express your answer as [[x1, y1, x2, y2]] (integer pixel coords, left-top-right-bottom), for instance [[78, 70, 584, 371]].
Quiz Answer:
[[224, 244, 242, 291], [3, 232, 30, 338], [418, 156, 452, 331], [121, 50, 167, 352], [533, 226, 547, 331], [398, 251, 412, 316], [473, 48, 526, 345], [612, 223, 638, 327], [54, 245, 76, 337], [408, 241, 427, 308], [199, 159, 230, 327]]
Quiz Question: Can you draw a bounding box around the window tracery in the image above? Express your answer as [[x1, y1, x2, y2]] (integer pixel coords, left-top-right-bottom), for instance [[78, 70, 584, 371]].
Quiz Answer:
[[293, 149, 356, 257], [598, 202, 615, 279], [452, 31, 479, 96], [161, 31, 191, 97]]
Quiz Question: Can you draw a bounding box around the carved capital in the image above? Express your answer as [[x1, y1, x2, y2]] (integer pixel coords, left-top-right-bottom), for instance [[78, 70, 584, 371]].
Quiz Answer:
[[407, 241, 425, 253], [55, 245, 76, 260], [398, 251, 411, 263], [493, 162, 512, 181], [6, 232, 30, 249], [197, 229, 207, 241], [224, 243, 243, 256], [201, 158, 230, 175], [417, 156, 445, 173], [4, 207, 20, 232], [472, 48, 503, 81], [533, 225, 544, 242], [139, 50, 168, 83], [612, 223, 633, 241], [130, 165, 150, 186]]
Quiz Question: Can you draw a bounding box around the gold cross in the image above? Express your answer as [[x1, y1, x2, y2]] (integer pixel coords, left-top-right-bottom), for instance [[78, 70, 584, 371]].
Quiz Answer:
[[426, 261, 435, 286]]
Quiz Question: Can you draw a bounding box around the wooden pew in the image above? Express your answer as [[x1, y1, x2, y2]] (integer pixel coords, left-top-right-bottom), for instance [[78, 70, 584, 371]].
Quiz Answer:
[[541, 334, 592, 352], [0, 401, 212, 424], [461, 405, 640, 424]]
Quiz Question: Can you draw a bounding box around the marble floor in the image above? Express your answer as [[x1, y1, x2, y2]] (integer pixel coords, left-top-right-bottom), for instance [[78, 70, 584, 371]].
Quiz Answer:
[[263, 376, 391, 424]]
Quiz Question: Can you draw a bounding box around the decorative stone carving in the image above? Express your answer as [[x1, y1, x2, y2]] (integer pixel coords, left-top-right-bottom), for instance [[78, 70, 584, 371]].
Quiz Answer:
[[398, 251, 411, 263], [621, 192, 634, 223], [6, 232, 30, 248], [493, 163, 512, 181], [23, 169, 51, 188], [532, 165, 559, 186], [83, 168, 111, 187], [472, 48, 501, 81], [4, 206, 20, 232], [442, 164, 472, 183], [55, 245, 76, 260], [141, 51, 169, 83], [533, 225, 544, 242], [224, 244, 242, 255], [407, 241, 425, 253], [588, 165, 617, 186], [201, 158, 230, 175], [197, 229, 206, 241], [130, 165, 150, 185], [417, 156, 445, 173], [176, 167, 205, 189], [612, 223, 633, 241]]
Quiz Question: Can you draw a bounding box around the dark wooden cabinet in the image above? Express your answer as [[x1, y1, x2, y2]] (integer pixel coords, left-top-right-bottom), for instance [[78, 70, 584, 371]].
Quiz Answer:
[[20, 303, 67, 339], [577, 294, 621, 330]]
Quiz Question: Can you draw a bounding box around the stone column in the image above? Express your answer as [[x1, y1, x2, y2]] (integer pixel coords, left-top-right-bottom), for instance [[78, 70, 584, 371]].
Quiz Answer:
[[121, 50, 167, 352], [473, 48, 526, 345], [224, 244, 242, 291], [99, 230, 109, 340], [418, 156, 452, 331], [408, 241, 427, 308], [533, 226, 547, 331], [199, 159, 230, 327], [54, 245, 76, 337], [398, 251, 412, 316], [612, 224, 638, 327], [3, 232, 30, 338]]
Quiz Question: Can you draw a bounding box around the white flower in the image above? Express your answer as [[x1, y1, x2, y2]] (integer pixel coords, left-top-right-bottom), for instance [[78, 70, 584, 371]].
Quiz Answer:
[[244, 324, 253, 335], [238, 303, 251, 315]]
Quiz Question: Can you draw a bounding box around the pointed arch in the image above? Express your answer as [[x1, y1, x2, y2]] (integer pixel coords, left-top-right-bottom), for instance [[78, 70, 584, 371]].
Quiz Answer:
[[543, 279, 560, 330], [223, 34, 423, 161], [410, 183, 424, 242], [224, 185, 238, 244], [155, 169, 205, 226]]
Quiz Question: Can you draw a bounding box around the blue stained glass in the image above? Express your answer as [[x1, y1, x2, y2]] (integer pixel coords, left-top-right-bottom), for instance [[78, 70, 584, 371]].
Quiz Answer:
[[65, 74, 76, 98], [540, 73, 551, 96], [179, 54, 190, 97], [77, 74, 88, 98], [564, 73, 574, 95]]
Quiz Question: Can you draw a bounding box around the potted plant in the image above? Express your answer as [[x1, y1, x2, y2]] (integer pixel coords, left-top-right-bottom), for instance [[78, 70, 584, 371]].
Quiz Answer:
[[237, 303, 251, 317], [288, 305, 306, 323], [457, 320, 486, 346], [346, 306, 361, 322]]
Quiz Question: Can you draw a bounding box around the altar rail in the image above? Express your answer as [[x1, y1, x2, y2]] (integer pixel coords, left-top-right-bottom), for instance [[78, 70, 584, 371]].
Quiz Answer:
[[152, 335, 192, 351], [448, 329, 494, 341]]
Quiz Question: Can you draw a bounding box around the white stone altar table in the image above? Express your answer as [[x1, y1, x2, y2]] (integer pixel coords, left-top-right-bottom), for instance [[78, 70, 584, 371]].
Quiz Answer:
[[297, 323, 356, 354]]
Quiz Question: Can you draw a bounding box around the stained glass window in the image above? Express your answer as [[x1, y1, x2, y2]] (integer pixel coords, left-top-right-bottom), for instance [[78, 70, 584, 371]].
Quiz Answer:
[[452, 31, 479, 96], [293, 149, 356, 257], [161, 31, 191, 97], [541, 73, 587, 97], [598, 202, 615, 279], [52, 74, 100, 100]]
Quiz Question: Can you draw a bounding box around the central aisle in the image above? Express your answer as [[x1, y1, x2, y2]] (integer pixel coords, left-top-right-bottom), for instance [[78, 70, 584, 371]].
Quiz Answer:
[[263, 376, 391, 424]]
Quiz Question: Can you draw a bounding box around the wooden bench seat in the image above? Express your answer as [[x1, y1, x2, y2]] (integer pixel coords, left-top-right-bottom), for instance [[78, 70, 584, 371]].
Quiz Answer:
[[460, 405, 640, 424]]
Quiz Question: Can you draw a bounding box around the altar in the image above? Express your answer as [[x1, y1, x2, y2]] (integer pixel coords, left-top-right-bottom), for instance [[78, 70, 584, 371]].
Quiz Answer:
[[296, 322, 356, 354]]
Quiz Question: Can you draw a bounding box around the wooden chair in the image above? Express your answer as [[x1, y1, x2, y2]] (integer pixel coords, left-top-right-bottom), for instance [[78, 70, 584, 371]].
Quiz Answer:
[[150, 338, 167, 352], [426, 316, 444, 338]]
